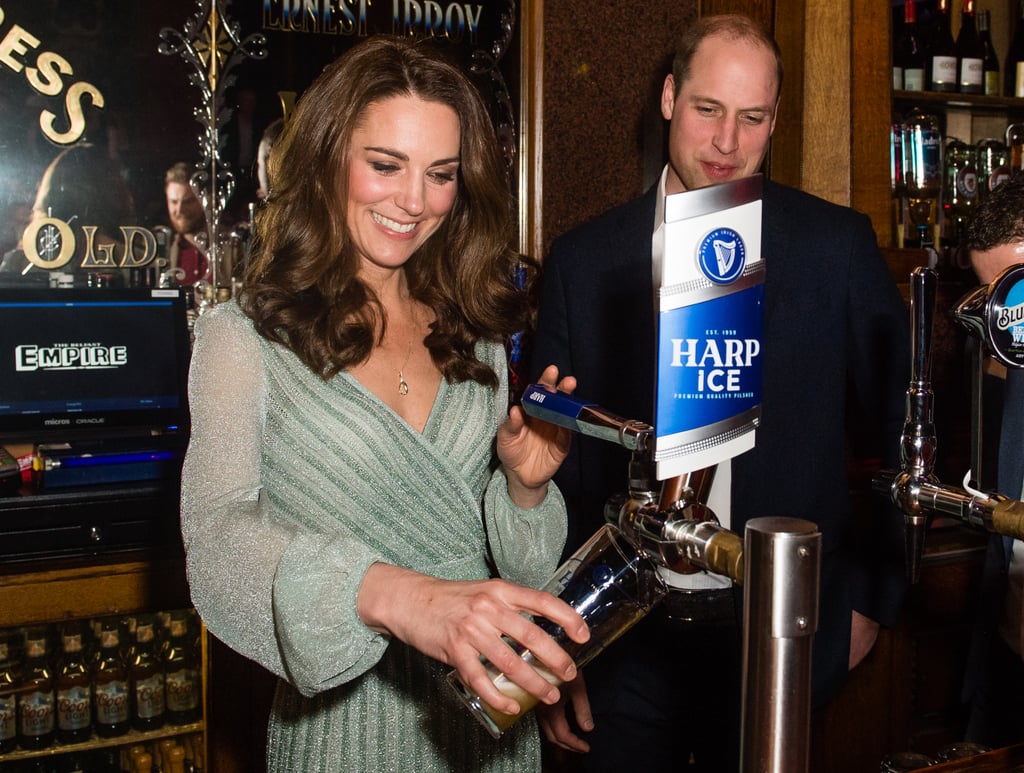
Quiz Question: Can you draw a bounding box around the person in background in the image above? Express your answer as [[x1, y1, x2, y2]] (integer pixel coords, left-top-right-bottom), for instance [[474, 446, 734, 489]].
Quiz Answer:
[[255, 117, 285, 201], [0, 143, 136, 287], [530, 14, 910, 771], [180, 35, 588, 773], [962, 172, 1024, 749], [163, 162, 208, 286], [222, 118, 286, 284]]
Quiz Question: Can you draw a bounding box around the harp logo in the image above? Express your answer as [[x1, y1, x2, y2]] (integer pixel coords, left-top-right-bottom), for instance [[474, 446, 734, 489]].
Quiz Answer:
[[697, 227, 745, 285]]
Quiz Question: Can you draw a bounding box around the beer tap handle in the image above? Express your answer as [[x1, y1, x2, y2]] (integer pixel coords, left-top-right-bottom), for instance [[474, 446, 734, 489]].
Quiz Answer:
[[909, 266, 936, 407], [521, 383, 744, 583], [521, 383, 654, 453], [899, 267, 940, 582], [903, 266, 938, 474]]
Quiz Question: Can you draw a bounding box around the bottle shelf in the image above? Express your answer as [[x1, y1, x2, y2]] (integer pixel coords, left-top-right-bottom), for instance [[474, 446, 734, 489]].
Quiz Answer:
[[894, 88, 1024, 112], [0, 720, 202, 762]]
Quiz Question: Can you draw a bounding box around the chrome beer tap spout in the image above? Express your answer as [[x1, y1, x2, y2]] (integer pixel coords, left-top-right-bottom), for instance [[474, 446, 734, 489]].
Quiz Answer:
[[616, 467, 744, 584], [875, 266, 1024, 583], [521, 383, 744, 582]]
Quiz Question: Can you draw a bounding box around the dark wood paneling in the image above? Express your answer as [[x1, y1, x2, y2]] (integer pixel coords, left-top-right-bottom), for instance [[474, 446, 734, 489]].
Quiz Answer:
[[852, 0, 897, 243], [538, 1, 699, 258]]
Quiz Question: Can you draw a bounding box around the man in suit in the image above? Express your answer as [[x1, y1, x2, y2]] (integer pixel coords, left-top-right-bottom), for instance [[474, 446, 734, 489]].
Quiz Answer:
[[962, 173, 1024, 749], [531, 14, 910, 771]]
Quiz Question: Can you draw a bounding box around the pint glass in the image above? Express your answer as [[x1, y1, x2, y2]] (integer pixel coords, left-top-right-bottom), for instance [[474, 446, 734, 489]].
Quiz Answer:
[[447, 523, 667, 738]]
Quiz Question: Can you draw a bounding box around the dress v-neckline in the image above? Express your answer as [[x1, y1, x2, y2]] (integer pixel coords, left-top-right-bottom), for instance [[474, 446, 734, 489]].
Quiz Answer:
[[342, 370, 445, 436]]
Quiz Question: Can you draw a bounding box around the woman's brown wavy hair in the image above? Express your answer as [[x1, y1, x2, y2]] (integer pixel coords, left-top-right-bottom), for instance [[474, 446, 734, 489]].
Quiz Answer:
[[240, 35, 535, 388]]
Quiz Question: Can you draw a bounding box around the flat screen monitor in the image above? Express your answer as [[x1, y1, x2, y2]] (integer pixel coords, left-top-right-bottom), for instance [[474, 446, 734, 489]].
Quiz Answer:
[[0, 288, 191, 444]]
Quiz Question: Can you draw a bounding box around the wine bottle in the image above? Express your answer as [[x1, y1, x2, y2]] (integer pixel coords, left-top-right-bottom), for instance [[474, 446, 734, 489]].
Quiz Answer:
[[895, 1, 926, 91], [954, 0, 983, 94], [930, 0, 958, 92], [1007, 0, 1024, 97], [978, 10, 1000, 96], [893, 10, 905, 90]]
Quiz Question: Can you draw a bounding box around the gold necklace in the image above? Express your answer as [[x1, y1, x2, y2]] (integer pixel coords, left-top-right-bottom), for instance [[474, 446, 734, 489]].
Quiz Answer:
[[397, 339, 413, 395]]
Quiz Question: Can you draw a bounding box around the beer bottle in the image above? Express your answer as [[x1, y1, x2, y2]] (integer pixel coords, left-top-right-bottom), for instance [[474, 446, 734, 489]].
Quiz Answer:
[[0, 635, 18, 753], [163, 612, 200, 725], [167, 745, 187, 773], [17, 628, 55, 749], [55, 624, 92, 744], [125, 745, 147, 773], [158, 738, 178, 770], [92, 621, 129, 737], [130, 617, 166, 731]]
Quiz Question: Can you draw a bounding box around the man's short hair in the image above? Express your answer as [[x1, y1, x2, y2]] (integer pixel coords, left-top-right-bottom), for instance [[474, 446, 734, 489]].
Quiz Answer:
[[672, 14, 785, 99], [965, 174, 1024, 253], [165, 162, 192, 189]]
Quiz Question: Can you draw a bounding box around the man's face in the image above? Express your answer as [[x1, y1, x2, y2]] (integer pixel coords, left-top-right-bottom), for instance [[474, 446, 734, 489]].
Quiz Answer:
[[971, 241, 1024, 285], [166, 181, 205, 235], [661, 33, 779, 194]]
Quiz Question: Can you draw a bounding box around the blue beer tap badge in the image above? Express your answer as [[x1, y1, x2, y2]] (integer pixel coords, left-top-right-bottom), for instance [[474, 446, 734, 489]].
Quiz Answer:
[[654, 175, 764, 479], [988, 264, 1024, 368], [657, 284, 764, 434], [698, 227, 746, 284]]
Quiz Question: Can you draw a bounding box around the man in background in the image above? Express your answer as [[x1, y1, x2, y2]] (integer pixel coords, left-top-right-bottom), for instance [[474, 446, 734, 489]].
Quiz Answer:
[[163, 162, 208, 286], [531, 14, 909, 771], [962, 173, 1024, 749]]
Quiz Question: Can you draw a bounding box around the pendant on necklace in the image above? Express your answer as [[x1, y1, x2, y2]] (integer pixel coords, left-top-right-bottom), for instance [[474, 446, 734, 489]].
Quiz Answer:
[[398, 370, 409, 395]]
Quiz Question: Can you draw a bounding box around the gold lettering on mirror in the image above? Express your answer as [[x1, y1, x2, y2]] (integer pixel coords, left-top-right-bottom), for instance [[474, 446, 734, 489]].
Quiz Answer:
[[0, 7, 105, 147]]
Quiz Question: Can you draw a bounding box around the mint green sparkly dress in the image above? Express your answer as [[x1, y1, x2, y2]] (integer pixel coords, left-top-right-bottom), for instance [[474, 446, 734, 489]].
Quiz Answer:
[[180, 302, 567, 772]]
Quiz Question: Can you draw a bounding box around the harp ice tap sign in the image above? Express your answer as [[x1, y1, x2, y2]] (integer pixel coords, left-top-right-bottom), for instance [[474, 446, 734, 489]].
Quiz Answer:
[[653, 175, 765, 481]]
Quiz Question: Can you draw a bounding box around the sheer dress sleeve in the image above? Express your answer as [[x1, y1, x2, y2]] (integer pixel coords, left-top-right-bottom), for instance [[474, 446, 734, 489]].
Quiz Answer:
[[180, 305, 389, 697]]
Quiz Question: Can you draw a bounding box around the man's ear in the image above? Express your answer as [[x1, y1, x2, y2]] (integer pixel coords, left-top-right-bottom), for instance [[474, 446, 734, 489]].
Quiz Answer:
[[661, 74, 676, 122]]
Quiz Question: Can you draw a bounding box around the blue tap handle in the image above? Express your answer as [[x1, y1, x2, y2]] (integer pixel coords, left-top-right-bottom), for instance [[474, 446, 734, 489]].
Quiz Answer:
[[521, 383, 654, 452]]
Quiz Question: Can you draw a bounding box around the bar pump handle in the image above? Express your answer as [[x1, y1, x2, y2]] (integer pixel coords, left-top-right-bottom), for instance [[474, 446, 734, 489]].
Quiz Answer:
[[900, 267, 940, 583], [521, 383, 654, 452], [909, 266, 936, 401]]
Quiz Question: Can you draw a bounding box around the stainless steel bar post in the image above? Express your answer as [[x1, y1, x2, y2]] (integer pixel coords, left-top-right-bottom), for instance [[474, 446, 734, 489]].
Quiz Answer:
[[740, 517, 821, 773]]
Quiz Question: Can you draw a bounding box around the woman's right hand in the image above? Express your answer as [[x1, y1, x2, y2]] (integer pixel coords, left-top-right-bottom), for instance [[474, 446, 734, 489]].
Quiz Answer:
[[356, 562, 589, 715]]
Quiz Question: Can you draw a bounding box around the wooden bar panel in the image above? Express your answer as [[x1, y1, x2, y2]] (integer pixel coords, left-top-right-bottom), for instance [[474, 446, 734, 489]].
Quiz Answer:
[[0, 555, 190, 628]]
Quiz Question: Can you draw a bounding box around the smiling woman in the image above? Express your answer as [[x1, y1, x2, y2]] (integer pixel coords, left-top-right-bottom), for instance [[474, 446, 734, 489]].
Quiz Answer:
[[179, 34, 586, 773]]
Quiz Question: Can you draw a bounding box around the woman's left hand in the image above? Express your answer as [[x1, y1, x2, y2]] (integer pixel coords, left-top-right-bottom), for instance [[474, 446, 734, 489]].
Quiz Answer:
[[497, 365, 576, 509]]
